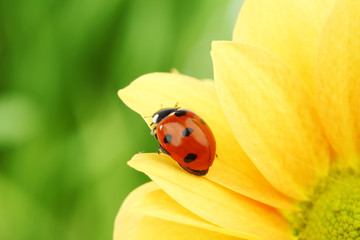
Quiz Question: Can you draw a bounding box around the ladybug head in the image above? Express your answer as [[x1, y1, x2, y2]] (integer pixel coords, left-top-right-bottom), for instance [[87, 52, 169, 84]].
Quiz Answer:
[[150, 107, 179, 136], [150, 107, 179, 126]]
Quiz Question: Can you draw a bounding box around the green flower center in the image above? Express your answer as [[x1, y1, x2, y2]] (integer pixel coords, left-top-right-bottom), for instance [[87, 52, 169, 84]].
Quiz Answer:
[[294, 171, 360, 239]]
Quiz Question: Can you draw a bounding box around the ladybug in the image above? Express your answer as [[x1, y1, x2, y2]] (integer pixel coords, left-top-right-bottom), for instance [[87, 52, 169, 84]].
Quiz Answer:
[[150, 107, 216, 176]]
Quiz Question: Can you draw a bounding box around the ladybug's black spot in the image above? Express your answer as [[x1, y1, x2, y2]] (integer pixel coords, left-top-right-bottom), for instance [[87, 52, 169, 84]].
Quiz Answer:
[[164, 134, 172, 144], [174, 109, 187, 117], [184, 153, 197, 163], [182, 128, 193, 137]]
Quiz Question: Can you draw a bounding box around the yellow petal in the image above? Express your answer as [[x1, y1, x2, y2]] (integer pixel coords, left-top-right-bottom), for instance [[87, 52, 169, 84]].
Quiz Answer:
[[211, 41, 330, 200], [114, 182, 239, 240], [119, 73, 294, 209], [314, 0, 360, 167], [128, 153, 293, 240], [233, 0, 335, 87], [355, 81, 360, 148], [131, 182, 256, 239]]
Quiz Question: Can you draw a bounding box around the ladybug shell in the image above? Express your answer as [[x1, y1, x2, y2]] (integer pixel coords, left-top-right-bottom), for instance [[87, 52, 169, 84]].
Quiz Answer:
[[156, 109, 216, 176]]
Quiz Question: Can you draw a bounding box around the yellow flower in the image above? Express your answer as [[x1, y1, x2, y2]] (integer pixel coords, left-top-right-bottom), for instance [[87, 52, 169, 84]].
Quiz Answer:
[[114, 0, 360, 239]]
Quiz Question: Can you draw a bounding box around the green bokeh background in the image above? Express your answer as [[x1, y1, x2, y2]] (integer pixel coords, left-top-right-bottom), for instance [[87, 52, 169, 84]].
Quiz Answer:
[[0, 0, 242, 239]]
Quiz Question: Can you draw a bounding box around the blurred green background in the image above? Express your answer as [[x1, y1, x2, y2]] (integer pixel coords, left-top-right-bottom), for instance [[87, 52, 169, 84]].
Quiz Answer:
[[0, 0, 242, 239]]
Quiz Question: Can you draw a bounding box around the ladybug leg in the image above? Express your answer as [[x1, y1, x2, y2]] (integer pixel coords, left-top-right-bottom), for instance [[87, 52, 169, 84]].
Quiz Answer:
[[150, 127, 157, 136], [158, 145, 170, 155]]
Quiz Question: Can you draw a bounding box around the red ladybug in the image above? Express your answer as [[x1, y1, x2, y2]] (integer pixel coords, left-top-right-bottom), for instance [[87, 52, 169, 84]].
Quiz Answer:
[[150, 107, 216, 176]]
